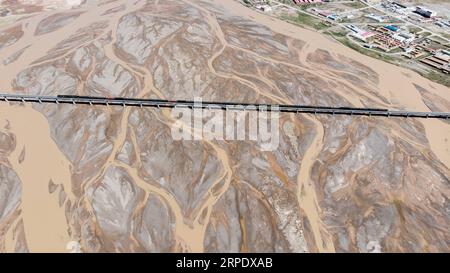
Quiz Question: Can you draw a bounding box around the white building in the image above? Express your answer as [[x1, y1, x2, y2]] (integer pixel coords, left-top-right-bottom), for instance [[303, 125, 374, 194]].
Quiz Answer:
[[393, 32, 415, 44], [365, 14, 385, 23]]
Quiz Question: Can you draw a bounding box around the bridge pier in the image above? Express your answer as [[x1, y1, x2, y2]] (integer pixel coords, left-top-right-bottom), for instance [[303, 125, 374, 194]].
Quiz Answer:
[[0, 93, 449, 120]]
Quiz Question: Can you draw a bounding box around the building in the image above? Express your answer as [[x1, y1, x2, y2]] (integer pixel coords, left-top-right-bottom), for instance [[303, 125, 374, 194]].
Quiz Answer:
[[393, 32, 415, 44], [384, 25, 399, 32], [327, 14, 339, 21], [414, 6, 437, 18], [347, 25, 364, 33], [370, 26, 403, 52], [350, 31, 375, 42], [392, 2, 407, 9], [318, 11, 331, 18], [416, 43, 441, 54], [373, 36, 401, 51], [365, 14, 385, 23], [435, 50, 450, 62], [420, 54, 450, 74], [402, 48, 426, 59]]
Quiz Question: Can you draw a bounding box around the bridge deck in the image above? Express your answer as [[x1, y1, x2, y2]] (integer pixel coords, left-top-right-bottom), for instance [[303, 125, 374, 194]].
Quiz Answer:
[[1, 93, 449, 119]]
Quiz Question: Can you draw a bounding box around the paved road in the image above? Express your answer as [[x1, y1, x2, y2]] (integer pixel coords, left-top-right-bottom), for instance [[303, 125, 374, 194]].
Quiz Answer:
[[1, 93, 449, 119]]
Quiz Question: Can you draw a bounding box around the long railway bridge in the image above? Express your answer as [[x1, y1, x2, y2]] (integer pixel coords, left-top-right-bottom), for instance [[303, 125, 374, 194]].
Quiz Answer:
[[1, 93, 449, 119]]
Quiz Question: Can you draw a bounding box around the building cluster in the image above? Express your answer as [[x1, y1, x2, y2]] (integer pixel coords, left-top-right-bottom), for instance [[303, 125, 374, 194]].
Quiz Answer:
[[346, 21, 449, 74], [248, 0, 449, 76], [381, 2, 449, 29], [420, 50, 450, 74], [341, 2, 449, 75], [347, 24, 418, 52]]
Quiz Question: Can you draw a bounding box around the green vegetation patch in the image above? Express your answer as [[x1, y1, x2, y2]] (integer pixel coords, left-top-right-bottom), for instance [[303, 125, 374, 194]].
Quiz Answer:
[[441, 32, 450, 41], [407, 26, 422, 34], [281, 12, 330, 31], [421, 70, 450, 88], [326, 28, 348, 38], [390, 47, 404, 54], [298, 3, 321, 11], [342, 1, 367, 9], [429, 35, 448, 45]]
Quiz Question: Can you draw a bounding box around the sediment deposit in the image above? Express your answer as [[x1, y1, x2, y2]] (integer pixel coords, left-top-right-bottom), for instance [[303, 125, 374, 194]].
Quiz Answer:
[[0, 0, 449, 252]]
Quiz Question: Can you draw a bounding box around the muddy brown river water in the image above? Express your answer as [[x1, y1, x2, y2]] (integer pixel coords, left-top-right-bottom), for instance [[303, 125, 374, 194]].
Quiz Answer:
[[0, 0, 449, 252]]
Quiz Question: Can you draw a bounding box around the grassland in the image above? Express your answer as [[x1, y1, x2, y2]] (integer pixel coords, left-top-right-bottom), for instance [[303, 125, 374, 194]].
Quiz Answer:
[[421, 70, 450, 87], [342, 1, 367, 9], [281, 12, 331, 31]]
